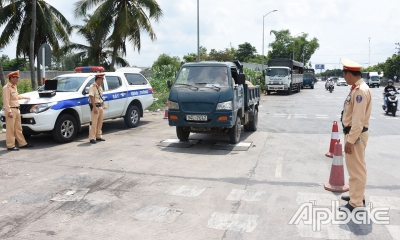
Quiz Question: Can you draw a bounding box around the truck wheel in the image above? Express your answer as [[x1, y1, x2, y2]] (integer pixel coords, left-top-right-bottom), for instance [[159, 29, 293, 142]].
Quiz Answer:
[[248, 109, 258, 131], [176, 126, 190, 141], [52, 114, 77, 143], [229, 116, 241, 144], [124, 105, 140, 128], [311, 85, 314, 89], [297, 85, 301, 93], [266, 90, 271, 95], [287, 89, 291, 95]]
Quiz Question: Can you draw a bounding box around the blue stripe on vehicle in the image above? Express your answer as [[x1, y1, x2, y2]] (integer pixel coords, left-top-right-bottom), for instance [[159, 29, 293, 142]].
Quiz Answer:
[[51, 88, 152, 110]]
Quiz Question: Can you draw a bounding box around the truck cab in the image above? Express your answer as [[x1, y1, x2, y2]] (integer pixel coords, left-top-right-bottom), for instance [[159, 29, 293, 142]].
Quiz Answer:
[[167, 61, 260, 143]]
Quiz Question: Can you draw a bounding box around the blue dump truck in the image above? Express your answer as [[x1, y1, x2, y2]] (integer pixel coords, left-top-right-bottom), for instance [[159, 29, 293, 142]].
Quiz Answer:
[[167, 61, 260, 143], [302, 68, 316, 89]]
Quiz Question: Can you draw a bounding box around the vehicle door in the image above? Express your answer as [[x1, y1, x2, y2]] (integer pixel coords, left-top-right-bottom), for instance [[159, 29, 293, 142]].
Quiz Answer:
[[103, 75, 126, 118], [124, 73, 154, 109], [231, 68, 244, 117], [82, 78, 108, 122]]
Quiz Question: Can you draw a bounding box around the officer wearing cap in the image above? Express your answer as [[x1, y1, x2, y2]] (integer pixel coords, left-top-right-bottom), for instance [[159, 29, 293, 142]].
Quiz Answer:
[[88, 73, 107, 143], [2, 70, 33, 151], [339, 58, 372, 212]]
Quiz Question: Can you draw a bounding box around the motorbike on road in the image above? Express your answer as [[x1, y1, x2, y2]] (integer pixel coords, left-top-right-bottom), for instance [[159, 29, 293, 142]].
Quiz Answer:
[[382, 90, 399, 116], [328, 84, 334, 93]]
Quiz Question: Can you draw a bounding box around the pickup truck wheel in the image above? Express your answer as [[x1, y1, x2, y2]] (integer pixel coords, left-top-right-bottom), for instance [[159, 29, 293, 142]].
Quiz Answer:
[[23, 133, 31, 139], [176, 126, 190, 141], [124, 105, 140, 128], [52, 114, 77, 143], [229, 116, 241, 144]]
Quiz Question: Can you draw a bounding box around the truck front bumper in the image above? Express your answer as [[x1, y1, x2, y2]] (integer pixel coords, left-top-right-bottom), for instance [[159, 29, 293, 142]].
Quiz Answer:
[[267, 85, 287, 91], [168, 110, 235, 130]]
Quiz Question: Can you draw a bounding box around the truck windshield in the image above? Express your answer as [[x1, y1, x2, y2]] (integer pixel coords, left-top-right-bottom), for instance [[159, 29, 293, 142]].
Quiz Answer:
[[303, 73, 314, 80], [175, 66, 229, 87], [371, 76, 380, 81], [51, 77, 87, 92], [267, 68, 288, 77]]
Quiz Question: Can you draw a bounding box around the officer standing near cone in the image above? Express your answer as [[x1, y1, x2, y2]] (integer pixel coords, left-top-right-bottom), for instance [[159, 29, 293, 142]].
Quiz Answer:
[[339, 58, 372, 212], [88, 73, 107, 144], [2, 70, 33, 150]]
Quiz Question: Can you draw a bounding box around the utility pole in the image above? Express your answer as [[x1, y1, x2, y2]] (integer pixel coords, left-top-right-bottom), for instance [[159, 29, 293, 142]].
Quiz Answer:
[[368, 37, 371, 66]]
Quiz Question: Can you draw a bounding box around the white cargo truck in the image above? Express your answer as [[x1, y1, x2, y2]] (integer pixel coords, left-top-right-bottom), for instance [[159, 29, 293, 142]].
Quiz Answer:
[[265, 59, 304, 95]]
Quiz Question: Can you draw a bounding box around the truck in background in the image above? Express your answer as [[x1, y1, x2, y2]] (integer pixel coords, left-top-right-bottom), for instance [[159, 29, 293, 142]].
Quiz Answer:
[[265, 59, 303, 95], [361, 72, 370, 85], [302, 68, 315, 89], [368, 72, 380, 88], [167, 61, 260, 144]]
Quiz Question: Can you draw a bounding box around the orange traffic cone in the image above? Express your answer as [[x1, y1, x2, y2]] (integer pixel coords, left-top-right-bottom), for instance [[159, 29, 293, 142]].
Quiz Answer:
[[163, 102, 169, 119], [325, 121, 339, 158], [324, 139, 349, 192]]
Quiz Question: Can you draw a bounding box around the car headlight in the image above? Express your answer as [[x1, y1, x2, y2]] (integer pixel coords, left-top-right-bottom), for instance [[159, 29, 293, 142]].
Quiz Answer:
[[217, 101, 232, 110], [30, 102, 57, 114], [168, 101, 179, 110]]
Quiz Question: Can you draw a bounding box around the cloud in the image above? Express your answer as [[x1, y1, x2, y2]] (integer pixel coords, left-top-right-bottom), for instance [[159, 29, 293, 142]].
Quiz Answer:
[[1, 0, 399, 69]]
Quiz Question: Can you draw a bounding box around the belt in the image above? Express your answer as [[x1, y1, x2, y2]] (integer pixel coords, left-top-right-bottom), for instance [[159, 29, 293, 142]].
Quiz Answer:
[[343, 126, 368, 135], [10, 106, 20, 109], [95, 103, 102, 107]]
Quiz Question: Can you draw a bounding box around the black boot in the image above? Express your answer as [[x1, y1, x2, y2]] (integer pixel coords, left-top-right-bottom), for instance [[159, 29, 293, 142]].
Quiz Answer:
[[341, 196, 366, 206]]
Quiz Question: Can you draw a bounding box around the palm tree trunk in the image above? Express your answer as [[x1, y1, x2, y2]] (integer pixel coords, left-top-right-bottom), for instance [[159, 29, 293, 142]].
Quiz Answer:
[[110, 47, 118, 71], [0, 56, 5, 87], [29, 0, 37, 89]]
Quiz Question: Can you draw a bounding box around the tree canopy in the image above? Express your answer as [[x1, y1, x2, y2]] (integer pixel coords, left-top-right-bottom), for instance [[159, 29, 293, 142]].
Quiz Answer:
[[268, 30, 319, 65]]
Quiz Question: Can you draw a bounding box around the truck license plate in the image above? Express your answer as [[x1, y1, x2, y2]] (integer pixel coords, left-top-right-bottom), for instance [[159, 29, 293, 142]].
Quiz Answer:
[[186, 115, 207, 121]]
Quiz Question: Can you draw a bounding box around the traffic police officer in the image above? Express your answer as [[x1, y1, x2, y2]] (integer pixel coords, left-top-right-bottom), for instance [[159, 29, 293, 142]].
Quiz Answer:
[[339, 58, 372, 212], [2, 70, 33, 150], [88, 73, 107, 143]]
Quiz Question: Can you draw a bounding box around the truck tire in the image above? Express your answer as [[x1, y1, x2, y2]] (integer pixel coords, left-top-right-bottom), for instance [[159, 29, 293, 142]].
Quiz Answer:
[[266, 90, 271, 95], [287, 88, 291, 95], [124, 105, 140, 128], [311, 85, 314, 89], [176, 126, 190, 141], [247, 109, 258, 131], [297, 85, 301, 93], [229, 116, 241, 144], [52, 114, 77, 143]]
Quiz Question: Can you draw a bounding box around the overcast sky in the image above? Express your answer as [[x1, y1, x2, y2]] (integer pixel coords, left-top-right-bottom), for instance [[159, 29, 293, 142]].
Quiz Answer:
[[1, 0, 399, 71]]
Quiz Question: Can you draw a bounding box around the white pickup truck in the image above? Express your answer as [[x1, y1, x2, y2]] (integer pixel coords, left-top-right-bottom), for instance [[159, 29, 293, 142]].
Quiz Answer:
[[1, 71, 154, 143]]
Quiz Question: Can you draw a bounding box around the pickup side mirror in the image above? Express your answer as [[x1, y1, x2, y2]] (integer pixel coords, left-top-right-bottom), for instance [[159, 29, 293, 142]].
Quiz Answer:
[[167, 80, 172, 89], [83, 87, 89, 95], [236, 73, 246, 85]]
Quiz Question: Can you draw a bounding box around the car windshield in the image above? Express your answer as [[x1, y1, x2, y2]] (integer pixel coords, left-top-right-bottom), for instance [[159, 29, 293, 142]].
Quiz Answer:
[[267, 68, 288, 77], [174, 66, 229, 87], [51, 77, 87, 92]]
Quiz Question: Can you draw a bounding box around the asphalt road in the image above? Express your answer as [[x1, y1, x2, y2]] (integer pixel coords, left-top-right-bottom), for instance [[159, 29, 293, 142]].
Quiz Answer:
[[0, 82, 399, 240]]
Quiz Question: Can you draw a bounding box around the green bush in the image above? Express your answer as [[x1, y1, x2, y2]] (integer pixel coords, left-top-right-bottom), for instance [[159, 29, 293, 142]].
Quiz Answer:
[[243, 68, 264, 91], [147, 65, 179, 111], [0, 79, 34, 108]]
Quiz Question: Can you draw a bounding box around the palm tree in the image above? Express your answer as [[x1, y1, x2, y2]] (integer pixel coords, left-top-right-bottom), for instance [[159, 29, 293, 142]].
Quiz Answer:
[[61, 17, 130, 69], [74, 0, 163, 70], [0, 0, 72, 86], [0, 0, 14, 86]]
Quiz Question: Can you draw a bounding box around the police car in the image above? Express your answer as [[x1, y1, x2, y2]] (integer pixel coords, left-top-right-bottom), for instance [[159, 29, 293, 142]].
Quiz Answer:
[[0, 67, 155, 143]]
